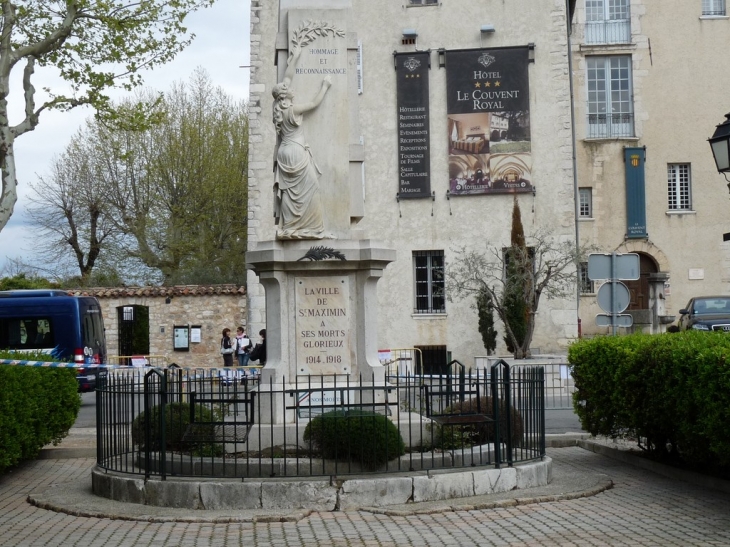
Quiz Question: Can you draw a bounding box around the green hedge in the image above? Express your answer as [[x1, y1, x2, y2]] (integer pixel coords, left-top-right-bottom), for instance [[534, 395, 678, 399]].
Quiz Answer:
[[569, 332, 730, 467], [0, 356, 80, 474]]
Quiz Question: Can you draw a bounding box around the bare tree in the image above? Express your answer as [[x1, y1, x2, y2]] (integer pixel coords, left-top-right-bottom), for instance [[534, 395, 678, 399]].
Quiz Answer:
[[27, 135, 121, 282], [447, 230, 582, 359]]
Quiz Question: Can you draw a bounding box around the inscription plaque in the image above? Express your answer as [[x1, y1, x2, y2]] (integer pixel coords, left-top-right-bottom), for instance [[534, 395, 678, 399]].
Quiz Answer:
[[296, 276, 351, 374]]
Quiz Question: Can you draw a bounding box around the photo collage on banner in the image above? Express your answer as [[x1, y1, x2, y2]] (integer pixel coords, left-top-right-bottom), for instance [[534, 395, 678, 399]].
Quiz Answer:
[[446, 47, 532, 195], [395, 51, 431, 199]]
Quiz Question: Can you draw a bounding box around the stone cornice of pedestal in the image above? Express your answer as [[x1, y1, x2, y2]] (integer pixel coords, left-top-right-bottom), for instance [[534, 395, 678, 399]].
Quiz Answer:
[[246, 239, 396, 273]]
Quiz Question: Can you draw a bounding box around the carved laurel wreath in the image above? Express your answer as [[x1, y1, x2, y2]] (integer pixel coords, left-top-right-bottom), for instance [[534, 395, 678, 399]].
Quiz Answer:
[[291, 20, 345, 48], [297, 246, 347, 262]]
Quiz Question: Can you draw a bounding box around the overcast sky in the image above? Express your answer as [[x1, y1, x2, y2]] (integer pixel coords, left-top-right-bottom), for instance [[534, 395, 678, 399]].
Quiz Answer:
[[0, 0, 251, 274]]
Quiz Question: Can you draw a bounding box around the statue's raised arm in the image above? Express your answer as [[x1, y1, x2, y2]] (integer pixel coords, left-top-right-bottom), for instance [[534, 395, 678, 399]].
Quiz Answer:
[[272, 22, 342, 240]]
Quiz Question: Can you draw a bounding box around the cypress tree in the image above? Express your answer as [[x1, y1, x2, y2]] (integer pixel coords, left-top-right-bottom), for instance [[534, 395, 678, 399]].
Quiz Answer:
[[477, 287, 497, 355], [502, 196, 529, 356]]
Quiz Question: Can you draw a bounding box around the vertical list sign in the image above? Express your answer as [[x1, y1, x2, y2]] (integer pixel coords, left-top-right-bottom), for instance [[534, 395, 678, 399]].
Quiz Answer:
[[395, 51, 431, 198], [295, 276, 351, 375]]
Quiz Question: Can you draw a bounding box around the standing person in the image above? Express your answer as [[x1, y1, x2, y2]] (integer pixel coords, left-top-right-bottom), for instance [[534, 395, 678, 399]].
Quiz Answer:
[[234, 326, 252, 367], [220, 328, 234, 367], [249, 329, 267, 366]]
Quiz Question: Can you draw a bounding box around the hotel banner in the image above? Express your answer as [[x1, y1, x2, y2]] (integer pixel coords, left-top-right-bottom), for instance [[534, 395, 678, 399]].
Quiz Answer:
[[445, 47, 532, 195], [624, 147, 647, 238], [395, 51, 431, 198]]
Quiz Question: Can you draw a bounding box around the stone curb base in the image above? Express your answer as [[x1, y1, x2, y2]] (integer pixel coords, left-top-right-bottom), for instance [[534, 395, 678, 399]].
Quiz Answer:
[[362, 478, 613, 516], [91, 458, 552, 512]]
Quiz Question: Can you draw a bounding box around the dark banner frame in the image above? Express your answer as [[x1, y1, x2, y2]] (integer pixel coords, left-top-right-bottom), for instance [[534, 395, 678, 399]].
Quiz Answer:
[[395, 51, 431, 199], [624, 147, 647, 238], [445, 47, 532, 196]]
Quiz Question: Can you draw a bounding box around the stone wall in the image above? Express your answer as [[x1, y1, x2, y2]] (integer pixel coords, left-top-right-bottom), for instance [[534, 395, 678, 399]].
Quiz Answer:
[[71, 286, 246, 369]]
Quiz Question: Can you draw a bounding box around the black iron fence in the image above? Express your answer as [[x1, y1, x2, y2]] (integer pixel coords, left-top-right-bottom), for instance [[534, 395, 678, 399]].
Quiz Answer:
[[96, 360, 545, 479]]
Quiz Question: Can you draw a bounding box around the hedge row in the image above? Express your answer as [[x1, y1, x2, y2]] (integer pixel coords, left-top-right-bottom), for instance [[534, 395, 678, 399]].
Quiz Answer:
[[0, 356, 80, 474], [569, 332, 730, 467]]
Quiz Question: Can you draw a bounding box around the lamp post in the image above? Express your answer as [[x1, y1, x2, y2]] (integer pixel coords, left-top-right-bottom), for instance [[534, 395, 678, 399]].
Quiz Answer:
[[709, 113, 730, 241]]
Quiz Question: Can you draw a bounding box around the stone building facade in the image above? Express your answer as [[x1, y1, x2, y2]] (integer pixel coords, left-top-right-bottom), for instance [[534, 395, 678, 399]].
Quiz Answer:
[[571, 0, 730, 335], [72, 285, 247, 368], [247, 0, 579, 365]]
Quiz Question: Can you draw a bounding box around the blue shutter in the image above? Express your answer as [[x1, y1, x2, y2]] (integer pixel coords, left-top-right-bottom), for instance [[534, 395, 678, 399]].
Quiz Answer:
[[624, 147, 647, 238]]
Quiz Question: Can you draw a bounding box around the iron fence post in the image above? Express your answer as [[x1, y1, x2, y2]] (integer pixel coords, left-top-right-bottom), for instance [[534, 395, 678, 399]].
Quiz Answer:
[[491, 361, 501, 468], [504, 364, 513, 467]]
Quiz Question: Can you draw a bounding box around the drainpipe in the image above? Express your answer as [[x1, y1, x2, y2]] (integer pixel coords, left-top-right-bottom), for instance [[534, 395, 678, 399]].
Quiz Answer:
[[566, 0, 581, 327]]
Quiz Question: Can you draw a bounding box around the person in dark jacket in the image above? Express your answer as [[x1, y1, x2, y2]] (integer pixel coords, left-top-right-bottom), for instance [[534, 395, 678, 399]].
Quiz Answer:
[[220, 328, 234, 367], [249, 328, 267, 365]]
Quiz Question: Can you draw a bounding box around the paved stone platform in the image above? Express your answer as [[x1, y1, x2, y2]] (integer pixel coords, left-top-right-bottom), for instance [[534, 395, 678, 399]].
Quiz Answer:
[[4, 446, 730, 546], [3, 430, 726, 545]]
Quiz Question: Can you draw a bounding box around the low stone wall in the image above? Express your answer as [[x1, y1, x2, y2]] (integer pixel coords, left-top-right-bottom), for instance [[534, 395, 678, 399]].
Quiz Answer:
[[92, 457, 552, 511], [71, 285, 246, 369]]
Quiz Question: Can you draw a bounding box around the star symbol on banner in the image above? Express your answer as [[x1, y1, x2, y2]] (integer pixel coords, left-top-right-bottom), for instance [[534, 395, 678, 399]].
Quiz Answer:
[[495, 81, 501, 87], [474, 82, 481, 88], [485, 81, 491, 87]]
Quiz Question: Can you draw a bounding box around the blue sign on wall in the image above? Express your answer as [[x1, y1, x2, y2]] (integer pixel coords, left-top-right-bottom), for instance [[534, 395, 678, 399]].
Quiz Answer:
[[624, 147, 647, 238]]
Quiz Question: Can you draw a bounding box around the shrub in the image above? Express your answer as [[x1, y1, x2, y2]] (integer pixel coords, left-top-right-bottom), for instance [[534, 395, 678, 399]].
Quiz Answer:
[[0, 356, 79, 474], [131, 402, 222, 456], [303, 409, 405, 470], [433, 396, 524, 450], [570, 332, 730, 468]]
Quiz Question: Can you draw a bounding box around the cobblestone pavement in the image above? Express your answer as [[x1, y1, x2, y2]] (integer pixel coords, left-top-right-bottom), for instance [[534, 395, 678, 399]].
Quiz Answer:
[[2, 447, 730, 547]]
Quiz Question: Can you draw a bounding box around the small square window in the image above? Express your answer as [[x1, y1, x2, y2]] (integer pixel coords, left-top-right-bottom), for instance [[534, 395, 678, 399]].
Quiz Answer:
[[579, 188, 593, 218]]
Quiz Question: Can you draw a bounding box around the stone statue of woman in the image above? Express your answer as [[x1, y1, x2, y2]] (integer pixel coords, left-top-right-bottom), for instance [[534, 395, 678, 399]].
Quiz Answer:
[[272, 42, 332, 239]]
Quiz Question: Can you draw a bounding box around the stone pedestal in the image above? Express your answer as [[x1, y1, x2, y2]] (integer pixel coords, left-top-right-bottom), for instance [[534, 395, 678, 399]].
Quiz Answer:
[[247, 239, 395, 423]]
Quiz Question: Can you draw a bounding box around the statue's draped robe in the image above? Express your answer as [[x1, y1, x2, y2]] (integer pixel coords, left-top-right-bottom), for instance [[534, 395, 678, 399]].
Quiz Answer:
[[274, 107, 324, 239]]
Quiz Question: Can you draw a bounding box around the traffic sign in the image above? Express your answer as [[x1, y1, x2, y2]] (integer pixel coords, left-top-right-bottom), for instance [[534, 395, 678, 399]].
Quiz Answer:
[[596, 281, 631, 313], [588, 253, 640, 281], [596, 314, 633, 328]]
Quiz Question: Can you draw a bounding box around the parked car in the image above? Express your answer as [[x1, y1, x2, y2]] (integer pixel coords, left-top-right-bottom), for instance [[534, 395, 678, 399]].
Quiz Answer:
[[0, 290, 107, 391], [678, 296, 730, 332]]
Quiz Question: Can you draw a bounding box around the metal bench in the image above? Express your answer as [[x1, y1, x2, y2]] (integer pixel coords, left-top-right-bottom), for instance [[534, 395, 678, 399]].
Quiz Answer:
[[182, 390, 257, 444], [421, 382, 493, 427]]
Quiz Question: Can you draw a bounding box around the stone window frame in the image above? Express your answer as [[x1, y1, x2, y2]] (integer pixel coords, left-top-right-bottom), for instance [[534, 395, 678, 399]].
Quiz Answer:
[[586, 55, 635, 139], [579, 187, 594, 218], [584, 0, 631, 45], [413, 250, 445, 314], [702, 0, 726, 16], [579, 262, 595, 294], [667, 163, 693, 212]]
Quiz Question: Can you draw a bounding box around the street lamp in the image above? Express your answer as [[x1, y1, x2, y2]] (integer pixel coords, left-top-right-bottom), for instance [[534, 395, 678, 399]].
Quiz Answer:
[[709, 112, 730, 175], [709, 113, 730, 241]]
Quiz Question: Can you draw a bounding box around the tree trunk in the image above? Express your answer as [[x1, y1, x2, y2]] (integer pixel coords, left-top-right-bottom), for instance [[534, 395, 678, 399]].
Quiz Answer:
[[0, 131, 17, 233]]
